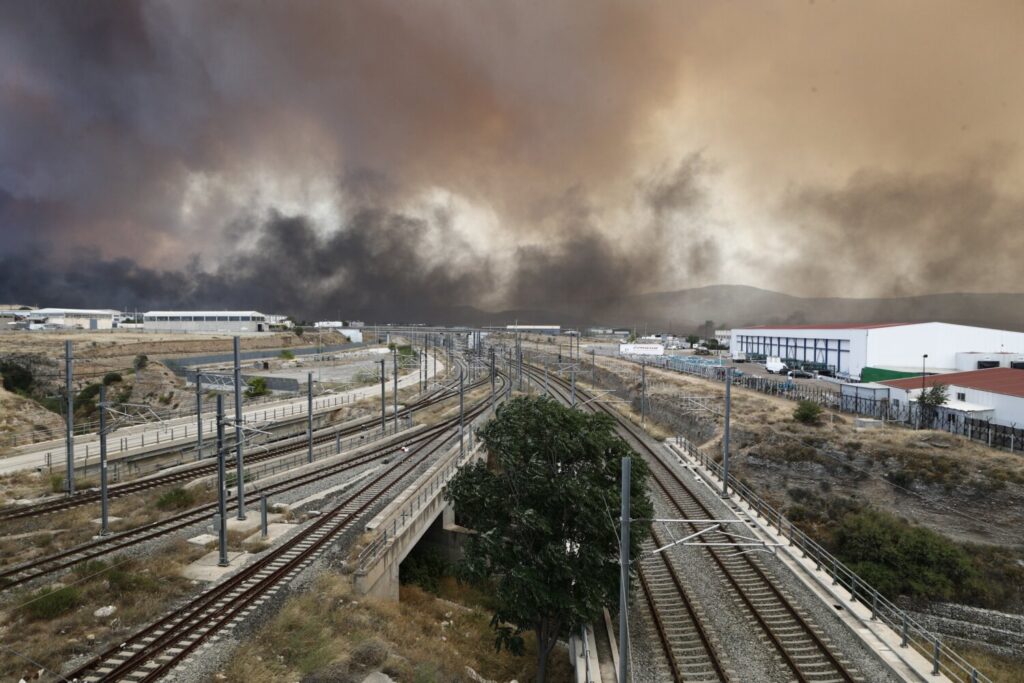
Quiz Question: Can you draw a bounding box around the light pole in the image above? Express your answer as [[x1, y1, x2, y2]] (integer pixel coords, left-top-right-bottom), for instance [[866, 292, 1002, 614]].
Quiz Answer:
[[378, 359, 386, 433], [920, 353, 929, 429]]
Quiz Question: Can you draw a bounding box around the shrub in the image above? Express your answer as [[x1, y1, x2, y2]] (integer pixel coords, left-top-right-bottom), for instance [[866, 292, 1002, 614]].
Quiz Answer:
[[245, 377, 270, 397], [793, 400, 823, 425], [294, 326, 305, 337], [279, 349, 296, 360], [133, 354, 149, 371], [102, 372, 123, 385], [350, 637, 390, 668], [0, 361, 34, 394], [833, 509, 977, 602], [18, 586, 81, 621], [78, 383, 102, 402], [156, 487, 195, 510]]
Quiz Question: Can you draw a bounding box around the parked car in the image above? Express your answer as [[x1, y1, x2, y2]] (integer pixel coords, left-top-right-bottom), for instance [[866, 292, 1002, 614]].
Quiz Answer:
[[788, 369, 814, 379]]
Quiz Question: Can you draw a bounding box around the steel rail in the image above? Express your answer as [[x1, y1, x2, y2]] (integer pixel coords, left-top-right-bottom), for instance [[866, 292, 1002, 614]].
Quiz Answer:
[[524, 361, 857, 683]]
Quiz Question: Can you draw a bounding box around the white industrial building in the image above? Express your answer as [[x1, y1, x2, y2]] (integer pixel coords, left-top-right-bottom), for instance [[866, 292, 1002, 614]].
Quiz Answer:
[[143, 311, 270, 333], [620, 343, 665, 356], [312, 322, 363, 343], [882, 368, 1024, 427], [27, 308, 120, 330], [506, 324, 561, 335], [715, 330, 731, 347], [730, 322, 1024, 381]]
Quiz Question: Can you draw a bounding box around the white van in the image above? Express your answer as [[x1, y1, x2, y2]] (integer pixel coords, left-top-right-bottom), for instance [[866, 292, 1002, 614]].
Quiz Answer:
[[765, 357, 788, 374]]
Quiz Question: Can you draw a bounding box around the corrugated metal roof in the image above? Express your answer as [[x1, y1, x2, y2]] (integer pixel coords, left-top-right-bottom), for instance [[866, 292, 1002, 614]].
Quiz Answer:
[[881, 367, 1024, 399], [739, 322, 913, 330], [144, 311, 264, 317]]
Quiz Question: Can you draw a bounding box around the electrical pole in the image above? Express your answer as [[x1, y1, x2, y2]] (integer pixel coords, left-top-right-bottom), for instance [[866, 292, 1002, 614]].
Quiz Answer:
[[64, 340, 75, 496], [490, 347, 496, 396], [98, 383, 109, 536], [216, 394, 229, 567], [195, 372, 203, 460], [571, 367, 576, 408], [459, 369, 465, 457], [233, 336, 246, 520], [640, 360, 647, 425], [591, 349, 596, 386], [307, 371, 314, 464], [378, 359, 386, 433], [618, 457, 632, 683], [722, 366, 732, 497], [392, 347, 398, 433]]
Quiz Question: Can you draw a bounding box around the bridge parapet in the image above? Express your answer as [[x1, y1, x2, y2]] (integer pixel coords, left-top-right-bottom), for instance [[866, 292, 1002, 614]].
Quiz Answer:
[[354, 406, 494, 598]]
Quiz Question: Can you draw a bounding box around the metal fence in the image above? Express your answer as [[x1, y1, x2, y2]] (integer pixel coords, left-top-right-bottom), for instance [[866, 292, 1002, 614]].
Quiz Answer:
[[625, 353, 1024, 455], [672, 434, 991, 683]]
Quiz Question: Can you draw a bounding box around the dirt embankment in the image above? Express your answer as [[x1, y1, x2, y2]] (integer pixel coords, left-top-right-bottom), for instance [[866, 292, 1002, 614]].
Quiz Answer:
[[591, 356, 1024, 550]]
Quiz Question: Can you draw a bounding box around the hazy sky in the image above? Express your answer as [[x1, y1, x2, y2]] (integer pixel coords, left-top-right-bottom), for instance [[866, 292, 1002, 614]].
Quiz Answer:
[[1, 1, 1022, 317]]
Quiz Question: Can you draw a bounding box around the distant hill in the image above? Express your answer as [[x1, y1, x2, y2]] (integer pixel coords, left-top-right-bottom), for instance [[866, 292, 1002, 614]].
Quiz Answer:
[[444, 285, 1024, 333]]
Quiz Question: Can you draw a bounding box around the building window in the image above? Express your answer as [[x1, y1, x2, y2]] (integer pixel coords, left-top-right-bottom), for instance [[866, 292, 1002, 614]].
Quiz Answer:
[[957, 392, 966, 401], [229, 316, 241, 322]]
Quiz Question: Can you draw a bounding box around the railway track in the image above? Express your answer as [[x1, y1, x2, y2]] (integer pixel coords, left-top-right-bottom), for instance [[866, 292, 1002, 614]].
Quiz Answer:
[[0, 375, 471, 523], [0, 370, 488, 590], [523, 360, 862, 683], [62, 369, 503, 682]]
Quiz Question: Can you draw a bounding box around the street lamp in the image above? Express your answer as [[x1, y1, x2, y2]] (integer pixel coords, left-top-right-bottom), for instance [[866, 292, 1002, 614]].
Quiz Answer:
[[921, 354, 928, 396]]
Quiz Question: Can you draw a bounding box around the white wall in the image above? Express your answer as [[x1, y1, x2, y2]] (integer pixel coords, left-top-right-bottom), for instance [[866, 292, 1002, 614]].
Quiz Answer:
[[866, 323, 1024, 372], [730, 327, 868, 375], [888, 384, 1024, 426]]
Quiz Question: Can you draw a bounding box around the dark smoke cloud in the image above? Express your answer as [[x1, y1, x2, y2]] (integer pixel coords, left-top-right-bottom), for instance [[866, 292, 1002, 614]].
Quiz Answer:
[[777, 155, 1024, 298], [1, 1, 1023, 319]]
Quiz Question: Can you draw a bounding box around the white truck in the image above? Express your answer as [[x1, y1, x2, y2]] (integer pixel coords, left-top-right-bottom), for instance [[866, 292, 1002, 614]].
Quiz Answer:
[[764, 356, 789, 374]]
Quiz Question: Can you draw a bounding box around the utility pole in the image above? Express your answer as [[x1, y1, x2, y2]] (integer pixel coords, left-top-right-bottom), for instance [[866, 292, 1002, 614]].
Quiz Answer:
[[233, 336, 246, 520], [618, 457, 632, 683], [215, 394, 229, 567], [307, 371, 314, 464], [98, 383, 109, 536], [722, 366, 732, 497], [591, 349, 596, 386], [640, 360, 647, 425], [392, 347, 398, 433], [195, 373, 203, 460], [571, 367, 576, 408], [64, 340, 75, 496], [459, 369, 465, 457], [490, 347, 496, 397], [544, 361, 549, 395], [378, 359, 386, 433]]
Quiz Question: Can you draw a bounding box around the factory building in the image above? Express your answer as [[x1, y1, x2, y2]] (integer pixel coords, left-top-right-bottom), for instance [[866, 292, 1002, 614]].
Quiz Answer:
[[730, 322, 1024, 381], [505, 324, 561, 335], [882, 367, 1024, 427], [26, 308, 121, 330], [143, 311, 269, 333]]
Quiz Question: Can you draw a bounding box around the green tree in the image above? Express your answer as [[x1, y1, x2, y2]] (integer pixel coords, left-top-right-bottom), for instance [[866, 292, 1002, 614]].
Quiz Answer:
[[278, 349, 295, 360], [685, 335, 700, 346], [446, 396, 652, 681], [245, 377, 269, 397], [793, 400, 823, 425], [917, 383, 948, 427]]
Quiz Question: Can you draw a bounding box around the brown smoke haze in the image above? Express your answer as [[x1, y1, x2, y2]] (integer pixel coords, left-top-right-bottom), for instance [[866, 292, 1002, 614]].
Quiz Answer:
[[1, 1, 1022, 320]]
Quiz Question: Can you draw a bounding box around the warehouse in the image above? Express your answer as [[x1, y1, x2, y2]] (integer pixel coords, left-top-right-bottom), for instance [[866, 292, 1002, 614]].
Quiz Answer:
[[730, 322, 1024, 381], [505, 324, 561, 335], [143, 311, 269, 333], [882, 367, 1024, 427], [31, 308, 120, 330]]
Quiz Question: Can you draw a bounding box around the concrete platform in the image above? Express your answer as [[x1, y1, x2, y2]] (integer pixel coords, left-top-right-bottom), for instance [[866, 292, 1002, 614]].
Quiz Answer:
[[91, 516, 122, 526], [243, 522, 295, 544], [187, 533, 218, 547], [182, 550, 253, 581], [224, 511, 283, 534]]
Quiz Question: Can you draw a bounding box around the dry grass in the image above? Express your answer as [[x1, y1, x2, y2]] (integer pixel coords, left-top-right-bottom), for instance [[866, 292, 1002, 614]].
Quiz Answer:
[[950, 644, 1024, 683], [0, 538, 206, 681], [0, 484, 217, 569], [222, 572, 572, 683]]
